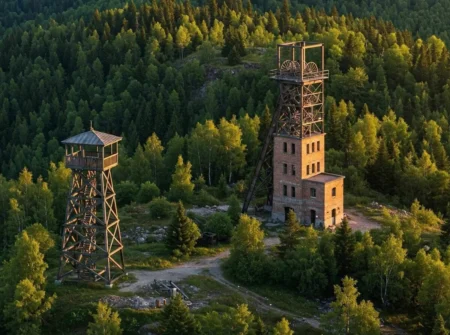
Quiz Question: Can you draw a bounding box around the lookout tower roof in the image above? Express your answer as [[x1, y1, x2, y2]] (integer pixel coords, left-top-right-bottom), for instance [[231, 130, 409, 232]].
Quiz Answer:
[[62, 129, 122, 146]]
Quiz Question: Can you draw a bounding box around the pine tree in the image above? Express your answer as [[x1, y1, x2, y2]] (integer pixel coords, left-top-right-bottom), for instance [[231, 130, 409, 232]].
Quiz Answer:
[[87, 302, 122, 335], [280, 0, 291, 34], [278, 210, 301, 257], [161, 294, 200, 335], [335, 217, 356, 277], [273, 317, 294, 335], [168, 155, 195, 202], [166, 201, 201, 256]]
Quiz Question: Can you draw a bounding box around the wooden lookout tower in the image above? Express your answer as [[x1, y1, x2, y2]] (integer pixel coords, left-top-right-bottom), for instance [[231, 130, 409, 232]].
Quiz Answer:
[[243, 42, 345, 228], [56, 127, 125, 286]]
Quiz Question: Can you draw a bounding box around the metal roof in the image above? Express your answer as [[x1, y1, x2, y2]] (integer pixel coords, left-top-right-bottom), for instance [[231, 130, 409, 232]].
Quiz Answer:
[[62, 129, 122, 146]]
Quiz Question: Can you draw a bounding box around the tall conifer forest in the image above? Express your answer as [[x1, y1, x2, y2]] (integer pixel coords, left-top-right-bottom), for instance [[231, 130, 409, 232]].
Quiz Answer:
[[2, 0, 450, 334]]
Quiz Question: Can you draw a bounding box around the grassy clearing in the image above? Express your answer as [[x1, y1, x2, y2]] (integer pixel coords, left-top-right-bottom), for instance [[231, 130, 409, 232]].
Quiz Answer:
[[180, 275, 321, 334], [243, 284, 320, 318], [125, 241, 227, 270]]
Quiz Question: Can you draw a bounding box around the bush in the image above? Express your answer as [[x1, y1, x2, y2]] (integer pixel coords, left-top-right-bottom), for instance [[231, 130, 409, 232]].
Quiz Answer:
[[205, 213, 233, 241], [149, 197, 173, 219], [192, 189, 220, 206], [116, 181, 139, 206], [137, 182, 160, 203], [225, 251, 268, 284]]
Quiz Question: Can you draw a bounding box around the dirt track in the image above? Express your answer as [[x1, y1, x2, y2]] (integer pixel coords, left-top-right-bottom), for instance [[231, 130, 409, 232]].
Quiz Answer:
[[120, 237, 320, 328], [346, 208, 381, 232], [120, 210, 396, 332]]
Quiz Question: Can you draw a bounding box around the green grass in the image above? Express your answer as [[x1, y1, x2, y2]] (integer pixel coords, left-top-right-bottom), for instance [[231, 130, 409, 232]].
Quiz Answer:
[[43, 280, 134, 334], [181, 275, 321, 334], [125, 241, 227, 270], [243, 284, 320, 318]]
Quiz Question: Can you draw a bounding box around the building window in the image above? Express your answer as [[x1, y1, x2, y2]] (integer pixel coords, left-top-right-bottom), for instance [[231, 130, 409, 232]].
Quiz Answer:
[[312, 163, 315, 173], [283, 142, 287, 153], [283, 185, 287, 196], [307, 144, 310, 154], [332, 187, 336, 197], [317, 162, 321, 172], [283, 163, 287, 174], [291, 186, 296, 198], [292, 165, 296, 176], [310, 188, 316, 198], [317, 141, 321, 151], [307, 165, 310, 175], [312, 142, 315, 152], [291, 143, 295, 154]]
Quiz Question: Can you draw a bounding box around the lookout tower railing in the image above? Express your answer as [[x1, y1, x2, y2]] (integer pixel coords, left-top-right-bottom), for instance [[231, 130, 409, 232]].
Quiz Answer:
[[65, 151, 118, 171]]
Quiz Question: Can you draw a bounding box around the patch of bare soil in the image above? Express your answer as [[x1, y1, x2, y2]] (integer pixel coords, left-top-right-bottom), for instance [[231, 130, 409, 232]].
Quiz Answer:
[[345, 208, 382, 233]]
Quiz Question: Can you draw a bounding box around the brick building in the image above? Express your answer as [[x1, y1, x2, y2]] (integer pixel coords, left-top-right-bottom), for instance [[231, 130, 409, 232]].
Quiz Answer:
[[269, 42, 345, 228]]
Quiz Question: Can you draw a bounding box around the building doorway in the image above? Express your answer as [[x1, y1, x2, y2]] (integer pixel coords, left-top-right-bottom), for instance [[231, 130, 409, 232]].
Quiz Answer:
[[332, 209, 336, 225], [285, 207, 293, 220], [310, 210, 316, 225]]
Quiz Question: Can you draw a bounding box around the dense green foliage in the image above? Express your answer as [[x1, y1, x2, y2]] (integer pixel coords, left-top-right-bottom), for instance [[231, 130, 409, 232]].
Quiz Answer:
[[3, 0, 450, 333], [226, 211, 450, 333], [321, 276, 380, 335], [0, 230, 56, 334], [296, 0, 450, 45], [1, 0, 450, 221], [87, 302, 123, 335], [160, 294, 200, 335]]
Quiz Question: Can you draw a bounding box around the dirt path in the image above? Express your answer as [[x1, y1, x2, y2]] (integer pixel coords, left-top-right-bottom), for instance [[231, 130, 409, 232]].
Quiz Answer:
[[120, 237, 320, 328], [346, 208, 382, 232], [120, 210, 393, 332]]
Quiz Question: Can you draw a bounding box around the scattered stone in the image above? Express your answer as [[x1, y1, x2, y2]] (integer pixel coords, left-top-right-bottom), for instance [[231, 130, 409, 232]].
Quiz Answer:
[[101, 295, 168, 309], [187, 205, 230, 217]]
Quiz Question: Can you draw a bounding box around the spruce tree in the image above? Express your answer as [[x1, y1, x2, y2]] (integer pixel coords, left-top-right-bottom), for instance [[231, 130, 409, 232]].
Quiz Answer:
[[227, 194, 241, 225], [334, 217, 356, 277], [278, 210, 301, 257], [259, 105, 272, 142], [228, 46, 241, 65], [161, 294, 200, 335], [166, 201, 201, 256]]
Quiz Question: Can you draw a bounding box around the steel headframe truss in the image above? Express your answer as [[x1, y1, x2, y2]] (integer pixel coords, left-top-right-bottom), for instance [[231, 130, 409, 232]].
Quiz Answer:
[[57, 168, 125, 285], [242, 42, 326, 213]]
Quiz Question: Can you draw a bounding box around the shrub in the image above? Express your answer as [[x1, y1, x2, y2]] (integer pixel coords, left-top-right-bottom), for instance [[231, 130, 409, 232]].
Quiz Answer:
[[137, 182, 160, 204], [116, 181, 138, 206], [149, 197, 173, 219], [192, 189, 220, 206], [205, 213, 233, 241]]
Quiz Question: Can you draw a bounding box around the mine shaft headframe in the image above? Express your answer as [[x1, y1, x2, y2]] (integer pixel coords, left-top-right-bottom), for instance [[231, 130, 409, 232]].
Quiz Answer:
[[241, 41, 328, 214], [269, 41, 328, 139]]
